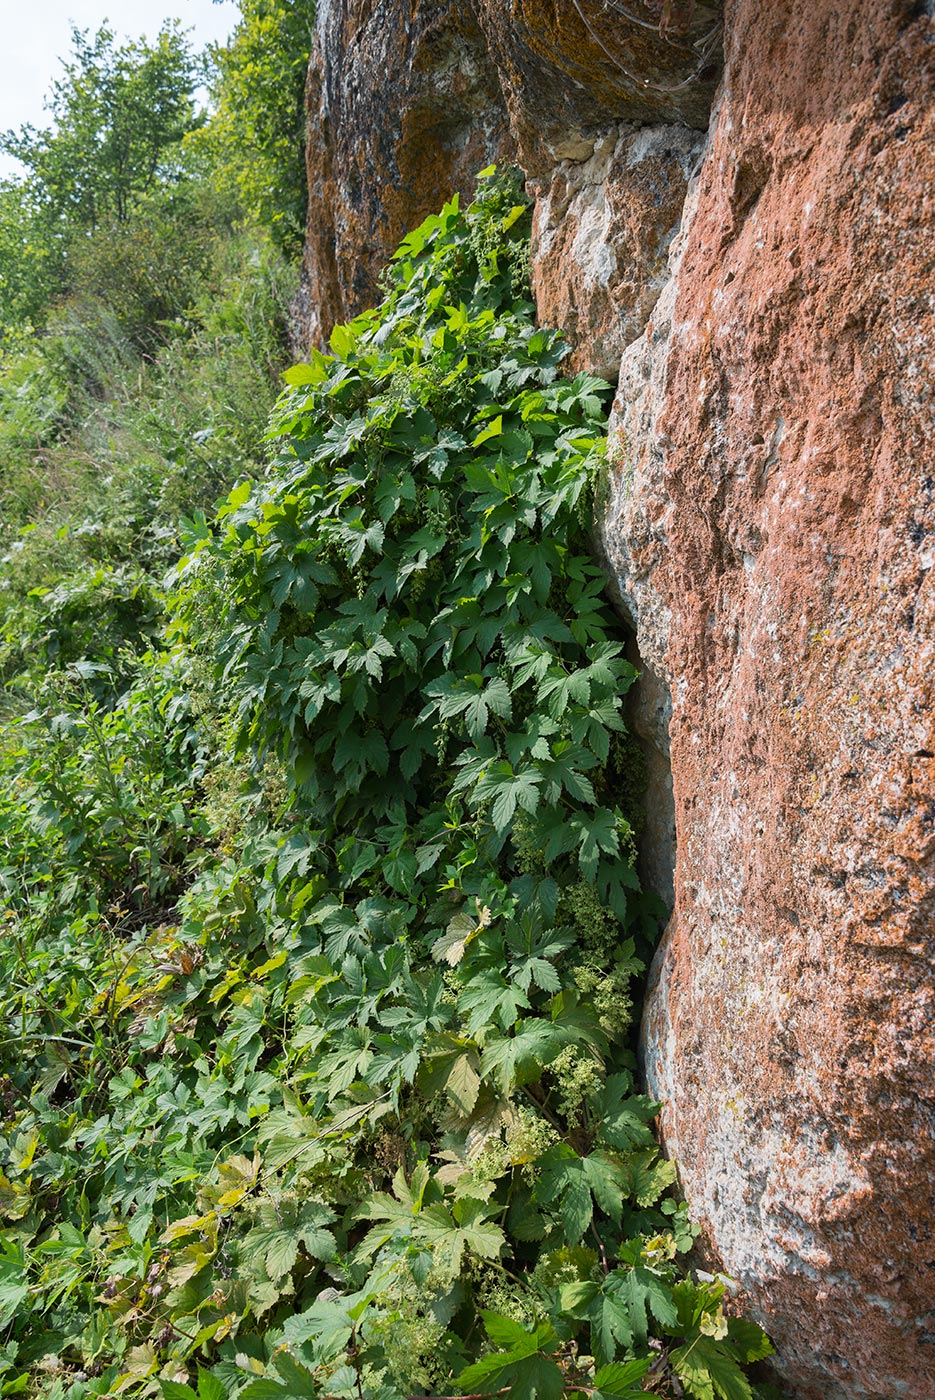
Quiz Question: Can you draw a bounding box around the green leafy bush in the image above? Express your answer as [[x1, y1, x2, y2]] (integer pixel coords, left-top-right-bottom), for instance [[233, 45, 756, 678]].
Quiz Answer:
[[61, 214, 216, 354], [0, 233, 296, 697], [0, 173, 774, 1400], [0, 179, 65, 339], [11, 653, 209, 912], [0, 346, 72, 529], [188, 0, 316, 251], [135, 235, 298, 518]]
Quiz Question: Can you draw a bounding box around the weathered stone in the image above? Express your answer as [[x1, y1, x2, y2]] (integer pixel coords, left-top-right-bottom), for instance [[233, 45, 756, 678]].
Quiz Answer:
[[603, 3, 935, 1396], [597, 153, 706, 911], [473, 0, 721, 177], [531, 124, 703, 381], [294, 0, 513, 348], [295, 1, 723, 366], [471, 1, 719, 384]]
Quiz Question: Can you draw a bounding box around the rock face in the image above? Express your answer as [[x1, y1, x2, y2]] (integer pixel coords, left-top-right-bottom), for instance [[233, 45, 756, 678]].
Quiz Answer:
[[530, 124, 703, 382], [472, 0, 720, 177], [296, 0, 719, 362], [296, 0, 513, 347], [299, 1, 935, 1395], [611, 3, 935, 1396]]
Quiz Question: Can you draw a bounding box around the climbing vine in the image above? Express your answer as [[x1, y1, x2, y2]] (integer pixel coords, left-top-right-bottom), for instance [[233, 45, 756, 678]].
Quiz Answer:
[[0, 171, 774, 1400]]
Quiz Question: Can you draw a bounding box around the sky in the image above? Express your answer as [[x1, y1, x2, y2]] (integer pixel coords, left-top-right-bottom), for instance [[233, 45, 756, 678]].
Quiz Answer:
[[0, 0, 240, 179]]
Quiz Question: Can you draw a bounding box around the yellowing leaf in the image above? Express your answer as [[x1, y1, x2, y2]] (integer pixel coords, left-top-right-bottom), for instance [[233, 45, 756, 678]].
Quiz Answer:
[[0, 1172, 30, 1221], [251, 950, 287, 980], [445, 1053, 480, 1116], [12, 1131, 38, 1171], [166, 1242, 213, 1287], [209, 969, 244, 1004], [472, 414, 503, 447], [431, 911, 478, 966], [161, 1212, 217, 1244], [217, 1187, 249, 1208], [113, 1345, 158, 1393]]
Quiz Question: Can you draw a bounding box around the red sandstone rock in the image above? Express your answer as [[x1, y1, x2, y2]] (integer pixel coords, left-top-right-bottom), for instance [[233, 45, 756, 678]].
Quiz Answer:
[[605, 3, 935, 1395]]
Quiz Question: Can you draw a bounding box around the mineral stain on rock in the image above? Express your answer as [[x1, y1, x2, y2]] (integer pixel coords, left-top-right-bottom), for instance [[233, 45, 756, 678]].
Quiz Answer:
[[295, 0, 515, 347], [294, 1, 935, 1395]]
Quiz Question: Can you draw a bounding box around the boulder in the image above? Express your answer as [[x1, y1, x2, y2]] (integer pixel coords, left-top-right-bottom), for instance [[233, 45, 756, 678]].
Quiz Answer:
[[602, 3, 935, 1395]]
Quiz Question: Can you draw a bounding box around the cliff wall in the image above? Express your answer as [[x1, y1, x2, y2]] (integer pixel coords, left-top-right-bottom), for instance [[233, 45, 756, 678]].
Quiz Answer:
[[295, 3, 935, 1395]]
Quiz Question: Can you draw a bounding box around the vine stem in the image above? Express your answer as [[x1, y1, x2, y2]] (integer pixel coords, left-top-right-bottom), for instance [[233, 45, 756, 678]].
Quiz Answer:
[[591, 1219, 611, 1274], [570, 0, 721, 95]]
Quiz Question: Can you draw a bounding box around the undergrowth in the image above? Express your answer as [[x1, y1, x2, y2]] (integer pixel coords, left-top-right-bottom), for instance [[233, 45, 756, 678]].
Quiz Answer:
[[0, 172, 776, 1400], [0, 233, 295, 697]]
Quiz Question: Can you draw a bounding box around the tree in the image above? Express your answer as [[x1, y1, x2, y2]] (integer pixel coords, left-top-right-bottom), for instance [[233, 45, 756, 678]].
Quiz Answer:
[[189, 0, 316, 251], [1, 22, 202, 231], [0, 179, 65, 337]]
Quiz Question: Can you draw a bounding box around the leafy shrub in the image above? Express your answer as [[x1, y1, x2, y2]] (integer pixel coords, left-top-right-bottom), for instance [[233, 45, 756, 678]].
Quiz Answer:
[[0, 559, 162, 691], [1, 23, 203, 233], [0, 234, 296, 697], [0, 345, 72, 530], [62, 214, 216, 353], [4, 652, 208, 913], [136, 234, 298, 518], [42, 296, 141, 404], [0, 22, 205, 348], [0, 173, 774, 1400], [162, 170, 771, 1398], [0, 178, 68, 341]]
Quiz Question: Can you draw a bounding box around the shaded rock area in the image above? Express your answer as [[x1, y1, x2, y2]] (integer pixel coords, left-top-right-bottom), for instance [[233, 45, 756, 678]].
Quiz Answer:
[[295, 0, 721, 358], [295, 0, 514, 347], [296, 0, 935, 1395], [472, 0, 720, 178]]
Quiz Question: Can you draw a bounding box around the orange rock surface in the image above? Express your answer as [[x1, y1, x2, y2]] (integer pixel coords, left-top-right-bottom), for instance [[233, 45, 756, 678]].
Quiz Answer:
[[295, 0, 514, 347], [623, 3, 935, 1394]]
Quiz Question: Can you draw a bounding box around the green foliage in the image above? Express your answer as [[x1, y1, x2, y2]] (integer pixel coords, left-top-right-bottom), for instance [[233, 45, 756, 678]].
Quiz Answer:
[[60, 213, 216, 353], [0, 233, 296, 693], [189, 0, 315, 250], [0, 171, 774, 1400], [0, 3, 310, 349], [0, 22, 207, 348], [0, 343, 71, 525], [0, 7, 304, 575], [181, 173, 636, 900], [0, 180, 65, 337], [1, 23, 202, 231], [11, 653, 209, 912]]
